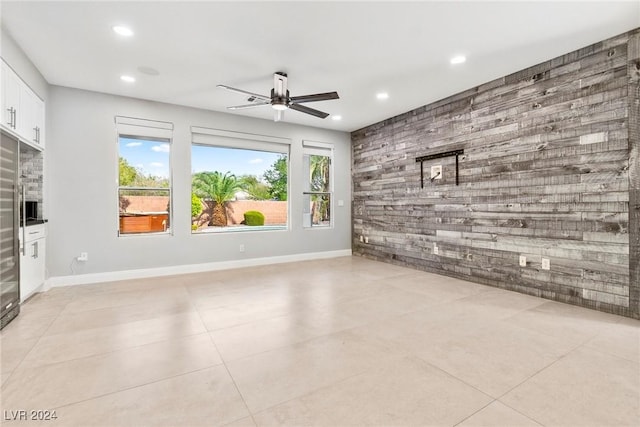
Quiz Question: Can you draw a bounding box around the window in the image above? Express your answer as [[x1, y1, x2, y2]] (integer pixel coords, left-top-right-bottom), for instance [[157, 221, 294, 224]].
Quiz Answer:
[[191, 127, 290, 233], [116, 117, 173, 235], [303, 141, 333, 228]]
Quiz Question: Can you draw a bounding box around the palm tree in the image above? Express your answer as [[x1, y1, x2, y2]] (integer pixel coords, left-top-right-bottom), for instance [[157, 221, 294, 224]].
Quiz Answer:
[[310, 155, 330, 192], [309, 155, 330, 223], [192, 171, 242, 226]]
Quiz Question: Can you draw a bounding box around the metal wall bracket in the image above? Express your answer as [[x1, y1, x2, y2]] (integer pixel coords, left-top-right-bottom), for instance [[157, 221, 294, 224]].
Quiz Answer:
[[415, 149, 464, 188]]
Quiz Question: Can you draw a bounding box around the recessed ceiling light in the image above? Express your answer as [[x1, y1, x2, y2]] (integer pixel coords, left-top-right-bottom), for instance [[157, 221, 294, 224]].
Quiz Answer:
[[332, 115, 342, 121], [376, 92, 389, 100], [450, 55, 466, 65], [112, 26, 134, 37], [120, 75, 135, 83]]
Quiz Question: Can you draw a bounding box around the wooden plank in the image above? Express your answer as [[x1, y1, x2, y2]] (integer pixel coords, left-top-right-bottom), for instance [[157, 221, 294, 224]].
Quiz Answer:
[[628, 29, 640, 318]]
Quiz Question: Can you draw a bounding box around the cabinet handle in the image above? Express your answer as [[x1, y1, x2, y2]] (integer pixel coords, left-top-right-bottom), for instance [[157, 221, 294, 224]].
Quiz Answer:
[[33, 126, 38, 142], [32, 241, 38, 259], [6, 107, 15, 128], [12, 109, 16, 129], [21, 185, 26, 255], [37, 126, 40, 142]]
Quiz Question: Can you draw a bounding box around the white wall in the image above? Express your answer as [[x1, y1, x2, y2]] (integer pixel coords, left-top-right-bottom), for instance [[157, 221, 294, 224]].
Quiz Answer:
[[1, 29, 48, 100], [46, 86, 352, 280]]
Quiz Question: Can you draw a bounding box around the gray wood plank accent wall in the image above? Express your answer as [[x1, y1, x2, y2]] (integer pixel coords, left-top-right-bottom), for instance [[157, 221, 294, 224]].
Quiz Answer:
[[352, 29, 640, 319]]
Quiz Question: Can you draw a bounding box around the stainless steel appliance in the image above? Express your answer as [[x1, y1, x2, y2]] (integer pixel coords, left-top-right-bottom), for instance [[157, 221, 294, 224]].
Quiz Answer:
[[1, 132, 20, 329]]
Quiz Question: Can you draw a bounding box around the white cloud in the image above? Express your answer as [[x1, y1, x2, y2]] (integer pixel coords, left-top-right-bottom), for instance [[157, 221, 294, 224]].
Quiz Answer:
[[151, 143, 170, 153], [150, 162, 164, 168], [135, 163, 144, 169], [125, 142, 142, 147], [248, 158, 263, 164]]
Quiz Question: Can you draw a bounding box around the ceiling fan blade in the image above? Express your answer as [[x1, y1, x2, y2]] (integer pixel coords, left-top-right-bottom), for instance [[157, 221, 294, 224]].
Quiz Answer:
[[289, 103, 330, 119], [274, 72, 288, 97], [290, 92, 339, 104], [274, 109, 284, 122], [217, 85, 270, 101], [227, 102, 270, 110]]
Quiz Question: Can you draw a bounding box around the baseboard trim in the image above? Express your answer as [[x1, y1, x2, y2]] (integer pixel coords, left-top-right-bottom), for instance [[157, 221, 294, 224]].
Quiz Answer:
[[46, 249, 352, 288]]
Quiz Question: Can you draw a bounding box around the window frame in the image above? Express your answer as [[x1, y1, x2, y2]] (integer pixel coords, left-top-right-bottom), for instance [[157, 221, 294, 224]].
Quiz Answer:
[[190, 127, 291, 234], [302, 140, 334, 229], [115, 116, 174, 237]]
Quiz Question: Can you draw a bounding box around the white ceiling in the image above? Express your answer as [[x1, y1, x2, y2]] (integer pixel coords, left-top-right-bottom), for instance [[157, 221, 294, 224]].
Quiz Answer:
[[1, 1, 638, 132]]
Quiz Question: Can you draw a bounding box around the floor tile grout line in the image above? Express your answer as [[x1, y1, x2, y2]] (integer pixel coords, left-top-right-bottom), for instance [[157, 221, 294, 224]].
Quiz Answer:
[[11, 312, 210, 371], [408, 353, 497, 401], [203, 305, 436, 367], [483, 338, 591, 426], [42, 302, 201, 338], [246, 348, 494, 424], [580, 334, 640, 365], [492, 400, 546, 427], [197, 305, 259, 427], [451, 399, 498, 427], [3, 293, 74, 383], [48, 283, 197, 319], [46, 363, 222, 413], [248, 366, 384, 421]]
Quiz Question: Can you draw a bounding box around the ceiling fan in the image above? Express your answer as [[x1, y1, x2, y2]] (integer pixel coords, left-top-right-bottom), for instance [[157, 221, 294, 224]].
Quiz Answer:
[[217, 72, 339, 122]]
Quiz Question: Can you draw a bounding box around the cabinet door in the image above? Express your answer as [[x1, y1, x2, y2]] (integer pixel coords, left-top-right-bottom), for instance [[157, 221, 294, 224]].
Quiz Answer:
[[1, 61, 20, 131], [19, 87, 38, 145], [34, 97, 45, 148], [20, 238, 45, 302]]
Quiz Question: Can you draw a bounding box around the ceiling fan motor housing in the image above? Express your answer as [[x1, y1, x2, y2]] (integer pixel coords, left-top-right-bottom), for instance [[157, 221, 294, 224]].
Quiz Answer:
[[270, 88, 290, 110]]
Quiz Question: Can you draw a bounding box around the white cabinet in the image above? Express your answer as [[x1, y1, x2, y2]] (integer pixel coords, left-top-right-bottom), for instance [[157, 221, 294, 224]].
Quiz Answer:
[[19, 87, 45, 148], [19, 224, 46, 302], [0, 59, 45, 150], [1, 60, 21, 131]]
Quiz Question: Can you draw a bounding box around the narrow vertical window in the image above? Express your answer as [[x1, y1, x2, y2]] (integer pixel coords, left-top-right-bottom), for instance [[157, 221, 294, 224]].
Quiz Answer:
[[303, 141, 333, 228], [116, 117, 173, 236]]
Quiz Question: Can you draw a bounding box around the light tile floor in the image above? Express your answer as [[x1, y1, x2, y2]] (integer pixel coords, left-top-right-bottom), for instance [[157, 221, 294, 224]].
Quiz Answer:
[[1, 256, 638, 426]]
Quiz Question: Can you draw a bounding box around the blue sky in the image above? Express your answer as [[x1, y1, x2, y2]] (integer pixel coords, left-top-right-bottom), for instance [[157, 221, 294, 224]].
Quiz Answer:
[[192, 145, 281, 178], [119, 137, 281, 179], [119, 137, 170, 178]]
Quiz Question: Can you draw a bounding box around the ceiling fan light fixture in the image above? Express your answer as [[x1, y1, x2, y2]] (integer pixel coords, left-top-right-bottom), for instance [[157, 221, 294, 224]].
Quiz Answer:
[[271, 102, 288, 111]]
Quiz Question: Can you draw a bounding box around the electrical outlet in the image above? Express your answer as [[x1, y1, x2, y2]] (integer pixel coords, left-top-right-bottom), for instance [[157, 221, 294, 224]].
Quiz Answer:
[[519, 255, 527, 267], [433, 244, 439, 255], [77, 252, 88, 262], [431, 165, 442, 180], [541, 258, 550, 270], [239, 244, 245, 253], [364, 236, 369, 244], [359, 235, 364, 243]]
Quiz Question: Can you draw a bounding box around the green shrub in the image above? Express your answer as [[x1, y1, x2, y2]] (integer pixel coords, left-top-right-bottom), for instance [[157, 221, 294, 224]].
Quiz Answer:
[[244, 210, 265, 226], [191, 193, 203, 218]]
